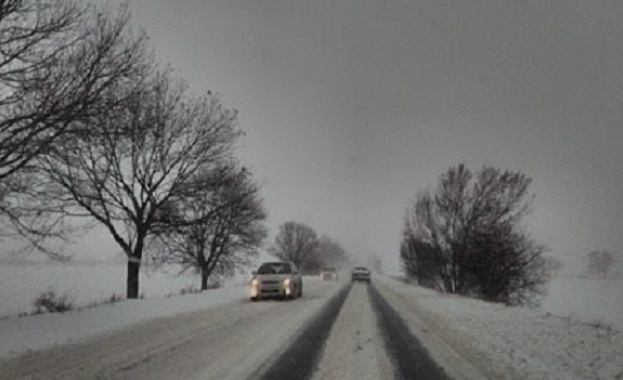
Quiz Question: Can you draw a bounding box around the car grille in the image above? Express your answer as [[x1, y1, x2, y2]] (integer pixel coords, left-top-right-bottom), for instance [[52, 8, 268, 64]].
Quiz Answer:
[[261, 289, 281, 294], [261, 280, 280, 285]]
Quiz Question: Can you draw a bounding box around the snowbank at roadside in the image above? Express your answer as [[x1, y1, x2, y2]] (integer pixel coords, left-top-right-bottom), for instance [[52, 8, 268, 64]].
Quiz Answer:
[[0, 285, 248, 359], [0, 276, 326, 360], [378, 275, 623, 379]]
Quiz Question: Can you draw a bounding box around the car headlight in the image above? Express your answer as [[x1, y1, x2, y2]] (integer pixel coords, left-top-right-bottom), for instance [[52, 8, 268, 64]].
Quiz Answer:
[[250, 278, 259, 297], [283, 278, 292, 294]]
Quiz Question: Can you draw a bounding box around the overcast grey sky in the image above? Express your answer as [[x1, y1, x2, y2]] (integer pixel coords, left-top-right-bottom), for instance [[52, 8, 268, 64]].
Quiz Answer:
[[93, 0, 622, 273]]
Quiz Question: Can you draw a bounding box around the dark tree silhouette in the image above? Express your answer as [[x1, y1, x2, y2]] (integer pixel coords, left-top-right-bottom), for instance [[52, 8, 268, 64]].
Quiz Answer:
[[401, 164, 547, 305], [303, 235, 347, 273], [151, 164, 267, 290], [269, 221, 319, 271]]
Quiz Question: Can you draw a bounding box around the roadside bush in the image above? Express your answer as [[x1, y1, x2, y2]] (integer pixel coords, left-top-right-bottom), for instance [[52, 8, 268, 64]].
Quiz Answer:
[[108, 293, 123, 304], [180, 284, 201, 295], [33, 290, 73, 313]]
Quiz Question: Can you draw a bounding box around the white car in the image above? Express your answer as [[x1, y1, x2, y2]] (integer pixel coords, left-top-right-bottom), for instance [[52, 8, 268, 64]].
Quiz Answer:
[[249, 261, 303, 301], [319, 266, 338, 281]]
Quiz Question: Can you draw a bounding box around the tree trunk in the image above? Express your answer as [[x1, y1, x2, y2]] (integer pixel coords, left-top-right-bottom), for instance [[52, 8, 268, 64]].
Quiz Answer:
[[127, 259, 141, 299], [201, 266, 209, 291]]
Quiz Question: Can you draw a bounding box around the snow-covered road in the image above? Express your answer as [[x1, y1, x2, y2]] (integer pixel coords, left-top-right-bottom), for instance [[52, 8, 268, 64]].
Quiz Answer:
[[1, 274, 621, 379], [0, 276, 467, 379], [312, 282, 394, 380]]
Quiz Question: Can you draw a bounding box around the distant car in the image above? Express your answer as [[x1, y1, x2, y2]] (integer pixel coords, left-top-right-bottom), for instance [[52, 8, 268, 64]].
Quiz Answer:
[[249, 261, 303, 301], [320, 266, 338, 281], [351, 266, 371, 283]]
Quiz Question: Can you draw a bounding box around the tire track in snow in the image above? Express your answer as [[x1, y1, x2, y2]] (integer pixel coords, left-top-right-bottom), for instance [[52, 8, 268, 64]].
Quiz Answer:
[[311, 282, 393, 380], [256, 284, 351, 380], [369, 284, 450, 380]]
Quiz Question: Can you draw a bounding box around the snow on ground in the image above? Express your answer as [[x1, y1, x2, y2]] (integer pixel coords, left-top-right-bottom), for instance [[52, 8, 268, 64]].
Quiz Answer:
[[377, 275, 623, 380], [0, 279, 343, 380], [0, 261, 234, 318], [0, 274, 328, 361], [312, 283, 393, 380], [0, 283, 248, 359], [540, 276, 623, 331], [1, 261, 622, 379]]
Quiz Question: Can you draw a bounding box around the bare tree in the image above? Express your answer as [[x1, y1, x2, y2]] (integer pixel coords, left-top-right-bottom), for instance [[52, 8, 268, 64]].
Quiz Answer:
[[151, 163, 267, 290], [0, 1, 146, 179], [38, 71, 240, 298], [313, 236, 347, 271], [584, 250, 616, 278], [1, 0, 82, 170], [401, 164, 548, 305], [0, 2, 149, 254], [542, 256, 563, 280], [269, 221, 319, 271]]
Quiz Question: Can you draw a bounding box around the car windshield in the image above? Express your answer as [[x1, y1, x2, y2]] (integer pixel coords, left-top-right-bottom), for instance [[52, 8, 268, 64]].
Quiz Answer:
[[322, 267, 336, 272], [257, 262, 292, 275]]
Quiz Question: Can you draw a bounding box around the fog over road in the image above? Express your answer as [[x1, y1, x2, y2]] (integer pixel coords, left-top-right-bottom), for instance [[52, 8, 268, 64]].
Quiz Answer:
[[0, 276, 487, 380]]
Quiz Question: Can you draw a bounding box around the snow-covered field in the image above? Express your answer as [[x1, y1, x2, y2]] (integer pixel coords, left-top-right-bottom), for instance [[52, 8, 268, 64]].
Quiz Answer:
[[0, 262, 240, 318], [541, 276, 623, 331]]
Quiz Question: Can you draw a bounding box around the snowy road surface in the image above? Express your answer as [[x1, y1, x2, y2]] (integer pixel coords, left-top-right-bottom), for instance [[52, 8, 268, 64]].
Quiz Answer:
[[1, 274, 622, 379], [0, 276, 475, 380]]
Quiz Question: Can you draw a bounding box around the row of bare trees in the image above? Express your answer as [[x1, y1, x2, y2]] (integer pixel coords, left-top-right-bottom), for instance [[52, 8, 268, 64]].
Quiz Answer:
[[1, 1, 266, 297], [400, 164, 549, 305], [268, 221, 347, 274]]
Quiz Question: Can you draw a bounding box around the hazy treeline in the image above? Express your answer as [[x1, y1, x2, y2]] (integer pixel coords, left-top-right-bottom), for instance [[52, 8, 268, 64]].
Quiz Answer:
[[268, 221, 348, 274]]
